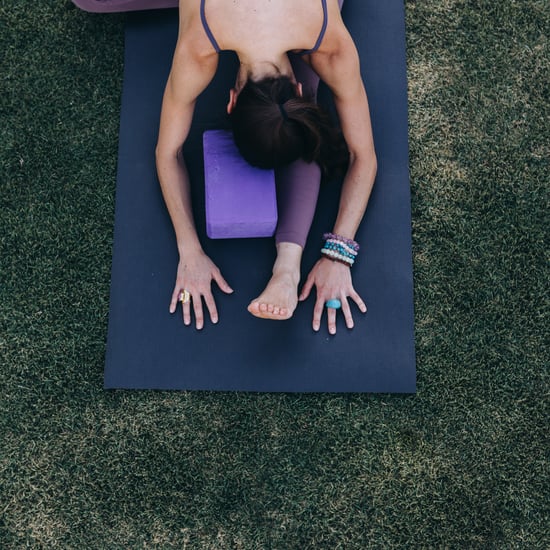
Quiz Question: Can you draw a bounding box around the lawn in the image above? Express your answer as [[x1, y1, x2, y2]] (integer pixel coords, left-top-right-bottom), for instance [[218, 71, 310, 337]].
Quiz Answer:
[[1, 1, 548, 547]]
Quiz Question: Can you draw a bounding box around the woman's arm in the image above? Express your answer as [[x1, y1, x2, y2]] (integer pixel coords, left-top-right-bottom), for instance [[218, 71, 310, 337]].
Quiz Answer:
[[311, 28, 377, 238], [156, 38, 218, 253], [156, 39, 233, 329], [300, 27, 377, 334]]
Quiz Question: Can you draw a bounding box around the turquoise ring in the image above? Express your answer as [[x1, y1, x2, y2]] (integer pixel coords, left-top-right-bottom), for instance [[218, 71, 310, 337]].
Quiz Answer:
[[325, 299, 342, 309]]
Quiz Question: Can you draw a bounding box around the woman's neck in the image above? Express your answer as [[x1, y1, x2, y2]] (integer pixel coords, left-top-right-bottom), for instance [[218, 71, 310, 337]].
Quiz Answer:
[[236, 53, 296, 88]]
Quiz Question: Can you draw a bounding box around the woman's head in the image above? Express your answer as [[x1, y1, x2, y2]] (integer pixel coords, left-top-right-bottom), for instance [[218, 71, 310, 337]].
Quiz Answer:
[[229, 76, 349, 176]]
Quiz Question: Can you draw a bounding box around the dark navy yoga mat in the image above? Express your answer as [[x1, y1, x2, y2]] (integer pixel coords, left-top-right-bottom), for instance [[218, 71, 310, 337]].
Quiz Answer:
[[105, 1, 416, 392]]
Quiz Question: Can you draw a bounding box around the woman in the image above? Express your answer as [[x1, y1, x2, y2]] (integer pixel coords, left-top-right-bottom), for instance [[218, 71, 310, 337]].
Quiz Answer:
[[155, 0, 377, 335], [80, 0, 376, 333]]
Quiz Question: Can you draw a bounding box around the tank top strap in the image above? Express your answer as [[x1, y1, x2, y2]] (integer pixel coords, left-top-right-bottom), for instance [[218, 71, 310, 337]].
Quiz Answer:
[[298, 0, 328, 55], [200, 0, 221, 53]]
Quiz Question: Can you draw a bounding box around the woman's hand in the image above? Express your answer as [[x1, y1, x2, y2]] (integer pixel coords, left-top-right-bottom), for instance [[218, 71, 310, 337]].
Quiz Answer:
[[169, 250, 234, 329], [299, 257, 367, 334]]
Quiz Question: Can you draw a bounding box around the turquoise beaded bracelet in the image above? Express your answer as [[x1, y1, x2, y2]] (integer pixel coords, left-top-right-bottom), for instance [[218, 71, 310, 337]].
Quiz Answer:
[[321, 233, 360, 267]]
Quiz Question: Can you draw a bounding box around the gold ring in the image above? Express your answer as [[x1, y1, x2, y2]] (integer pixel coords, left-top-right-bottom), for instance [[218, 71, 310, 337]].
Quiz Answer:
[[179, 289, 191, 304]]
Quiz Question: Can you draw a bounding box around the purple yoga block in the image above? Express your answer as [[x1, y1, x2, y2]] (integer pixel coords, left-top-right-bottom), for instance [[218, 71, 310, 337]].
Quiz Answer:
[[203, 130, 277, 239]]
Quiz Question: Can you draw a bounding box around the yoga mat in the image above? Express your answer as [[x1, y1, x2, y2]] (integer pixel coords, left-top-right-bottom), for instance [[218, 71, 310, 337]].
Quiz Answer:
[[105, 1, 416, 392]]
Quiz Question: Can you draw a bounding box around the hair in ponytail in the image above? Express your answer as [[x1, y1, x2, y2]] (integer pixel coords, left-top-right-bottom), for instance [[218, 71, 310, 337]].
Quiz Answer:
[[230, 76, 349, 178]]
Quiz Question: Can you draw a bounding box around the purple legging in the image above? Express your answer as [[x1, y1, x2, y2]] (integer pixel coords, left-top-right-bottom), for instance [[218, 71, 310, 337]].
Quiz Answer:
[[74, 0, 344, 247], [72, 0, 179, 12]]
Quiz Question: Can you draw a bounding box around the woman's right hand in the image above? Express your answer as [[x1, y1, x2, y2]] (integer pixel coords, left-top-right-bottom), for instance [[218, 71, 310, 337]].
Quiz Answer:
[[169, 250, 234, 329]]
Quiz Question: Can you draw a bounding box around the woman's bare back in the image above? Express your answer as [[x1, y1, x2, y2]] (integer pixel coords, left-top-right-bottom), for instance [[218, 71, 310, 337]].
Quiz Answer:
[[178, 0, 340, 58]]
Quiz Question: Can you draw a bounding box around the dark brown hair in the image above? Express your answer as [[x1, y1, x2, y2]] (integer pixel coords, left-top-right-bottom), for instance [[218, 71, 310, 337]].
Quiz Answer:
[[230, 76, 349, 178]]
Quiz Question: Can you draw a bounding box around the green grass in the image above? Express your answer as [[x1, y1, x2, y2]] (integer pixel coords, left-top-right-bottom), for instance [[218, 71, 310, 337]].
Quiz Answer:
[[1, 0, 548, 547]]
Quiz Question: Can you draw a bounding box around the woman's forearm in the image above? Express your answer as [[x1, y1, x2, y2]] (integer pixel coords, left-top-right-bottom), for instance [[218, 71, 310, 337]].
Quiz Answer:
[[155, 148, 203, 258], [332, 151, 377, 240], [154, 41, 218, 260]]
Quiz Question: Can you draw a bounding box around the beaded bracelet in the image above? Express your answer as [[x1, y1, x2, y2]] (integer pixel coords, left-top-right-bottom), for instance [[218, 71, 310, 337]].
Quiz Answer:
[[323, 233, 360, 252], [321, 249, 355, 267], [321, 248, 355, 266], [325, 240, 358, 257], [321, 232, 360, 267], [322, 243, 356, 262]]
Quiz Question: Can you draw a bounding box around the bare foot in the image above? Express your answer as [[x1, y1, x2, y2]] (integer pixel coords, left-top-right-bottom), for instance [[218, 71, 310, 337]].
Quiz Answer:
[[248, 242, 302, 321], [248, 270, 299, 320]]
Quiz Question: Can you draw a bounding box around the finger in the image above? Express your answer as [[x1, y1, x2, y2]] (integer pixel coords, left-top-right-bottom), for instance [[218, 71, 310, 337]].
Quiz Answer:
[[349, 289, 367, 313], [203, 292, 219, 324], [192, 294, 205, 330], [312, 297, 325, 332], [170, 286, 181, 314], [182, 297, 192, 326], [340, 295, 354, 329], [213, 270, 234, 294], [327, 306, 337, 335], [299, 274, 314, 301]]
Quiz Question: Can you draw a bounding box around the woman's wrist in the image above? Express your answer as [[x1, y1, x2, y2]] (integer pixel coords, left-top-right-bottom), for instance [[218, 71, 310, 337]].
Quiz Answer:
[[177, 237, 203, 260], [320, 232, 360, 267]]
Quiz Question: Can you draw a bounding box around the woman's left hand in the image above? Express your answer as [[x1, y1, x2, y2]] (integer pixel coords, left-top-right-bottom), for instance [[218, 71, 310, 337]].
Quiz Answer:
[[299, 257, 367, 334]]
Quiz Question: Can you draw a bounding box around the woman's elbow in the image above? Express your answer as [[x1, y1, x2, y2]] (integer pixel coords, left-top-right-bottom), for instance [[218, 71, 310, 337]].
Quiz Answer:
[[155, 143, 167, 163], [349, 147, 377, 176], [369, 150, 377, 176], [155, 143, 182, 165]]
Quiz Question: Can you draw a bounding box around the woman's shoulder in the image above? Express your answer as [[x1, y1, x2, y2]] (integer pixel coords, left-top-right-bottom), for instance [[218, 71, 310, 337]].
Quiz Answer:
[[175, 1, 216, 58], [309, 15, 361, 96], [311, 3, 355, 59]]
